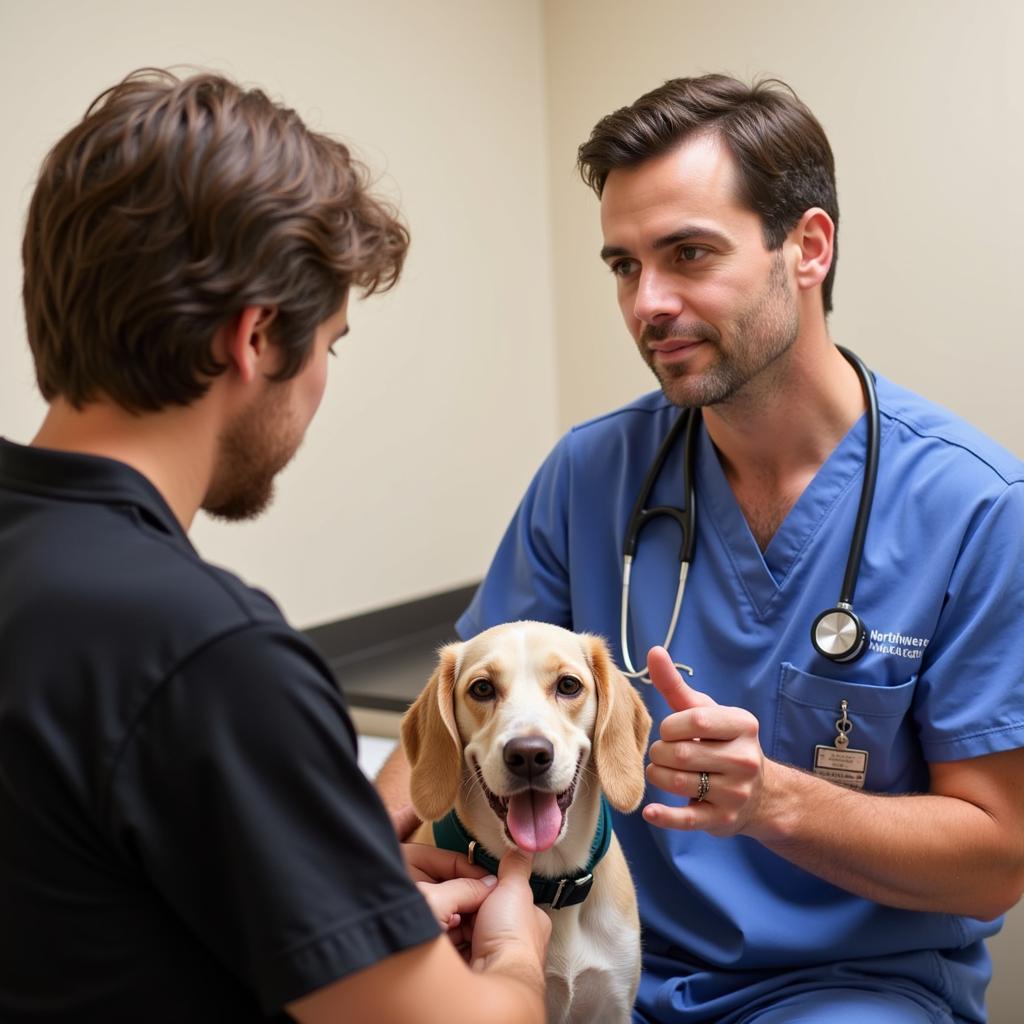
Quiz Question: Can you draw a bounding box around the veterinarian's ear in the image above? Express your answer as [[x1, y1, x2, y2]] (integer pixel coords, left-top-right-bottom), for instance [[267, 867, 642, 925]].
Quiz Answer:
[[587, 634, 653, 812], [400, 642, 463, 822]]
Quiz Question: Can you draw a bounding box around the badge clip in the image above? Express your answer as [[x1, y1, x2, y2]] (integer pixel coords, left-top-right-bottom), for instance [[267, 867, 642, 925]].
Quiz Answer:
[[813, 699, 869, 789]]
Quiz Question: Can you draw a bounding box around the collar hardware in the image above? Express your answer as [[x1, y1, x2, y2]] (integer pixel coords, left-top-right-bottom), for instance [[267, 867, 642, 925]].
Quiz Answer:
[[550, 871, 592, 910]]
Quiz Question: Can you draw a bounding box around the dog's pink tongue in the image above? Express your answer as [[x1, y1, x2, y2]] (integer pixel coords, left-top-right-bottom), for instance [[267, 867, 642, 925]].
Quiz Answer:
[[507, 790, 562, 852]]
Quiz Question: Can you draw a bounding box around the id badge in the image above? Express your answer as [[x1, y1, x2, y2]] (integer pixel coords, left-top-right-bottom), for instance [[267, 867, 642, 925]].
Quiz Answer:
[[812, 699, 869, 790]]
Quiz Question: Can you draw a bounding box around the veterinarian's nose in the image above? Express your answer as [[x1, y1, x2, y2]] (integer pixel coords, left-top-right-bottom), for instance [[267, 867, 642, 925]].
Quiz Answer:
[[503, 736, 554, 780]]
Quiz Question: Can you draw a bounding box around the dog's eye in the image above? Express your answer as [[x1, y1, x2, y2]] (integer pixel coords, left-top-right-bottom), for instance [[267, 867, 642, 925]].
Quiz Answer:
[[468, 678, 496, 701], [556, 675, 583, 697]]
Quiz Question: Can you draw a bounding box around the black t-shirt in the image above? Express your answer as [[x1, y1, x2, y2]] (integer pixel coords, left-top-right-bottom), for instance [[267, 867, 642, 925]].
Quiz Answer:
[[0, 439, 439, 1021]]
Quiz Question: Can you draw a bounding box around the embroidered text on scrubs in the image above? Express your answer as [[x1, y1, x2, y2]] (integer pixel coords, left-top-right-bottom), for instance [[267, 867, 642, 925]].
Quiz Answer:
[[868, 629, 930, 660]]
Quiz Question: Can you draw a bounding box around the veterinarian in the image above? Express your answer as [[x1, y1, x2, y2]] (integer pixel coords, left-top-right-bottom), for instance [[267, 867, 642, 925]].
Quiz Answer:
[[378, 74, 1024, 1023], [0, 69, 550, 1023]]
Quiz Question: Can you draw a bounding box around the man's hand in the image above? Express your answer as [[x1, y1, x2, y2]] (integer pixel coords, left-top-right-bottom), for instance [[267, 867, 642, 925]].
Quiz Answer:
[[642, 646, 767, 836], [470, 849, 551, 995], [289, 846, 550, 1024], [401, 843, 496, 954]]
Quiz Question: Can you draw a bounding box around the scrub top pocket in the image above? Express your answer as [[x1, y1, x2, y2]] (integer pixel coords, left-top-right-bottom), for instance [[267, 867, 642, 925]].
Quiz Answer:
[[772, 664, 925, 793]]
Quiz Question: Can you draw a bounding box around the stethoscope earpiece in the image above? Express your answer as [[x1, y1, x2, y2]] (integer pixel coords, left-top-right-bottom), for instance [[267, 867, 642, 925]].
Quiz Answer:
[[811, 604, 868, 663]]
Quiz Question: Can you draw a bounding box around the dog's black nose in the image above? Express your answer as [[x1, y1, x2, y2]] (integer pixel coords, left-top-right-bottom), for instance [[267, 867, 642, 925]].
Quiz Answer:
[[503, 736, 554, 780]]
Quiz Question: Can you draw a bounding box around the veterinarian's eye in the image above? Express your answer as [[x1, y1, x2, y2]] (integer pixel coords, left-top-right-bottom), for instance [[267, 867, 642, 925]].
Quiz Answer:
[[556, 675, 583, 697], [468, 678, 496, 701]]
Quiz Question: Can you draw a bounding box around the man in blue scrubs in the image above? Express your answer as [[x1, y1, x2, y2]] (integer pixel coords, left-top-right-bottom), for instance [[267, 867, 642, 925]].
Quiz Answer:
[[380, 75, 1024, 1022]]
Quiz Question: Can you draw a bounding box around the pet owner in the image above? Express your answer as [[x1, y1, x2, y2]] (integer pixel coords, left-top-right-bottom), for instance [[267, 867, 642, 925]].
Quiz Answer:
[[378, 74, 1024, 1023], [0, 69, 549, 1023]]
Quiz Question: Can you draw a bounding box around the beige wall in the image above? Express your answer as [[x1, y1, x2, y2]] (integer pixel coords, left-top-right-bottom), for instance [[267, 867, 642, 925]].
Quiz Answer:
[[544, 0, 1024, 455], [0, 0, 558, 628], [2, 0, 1022, 614]]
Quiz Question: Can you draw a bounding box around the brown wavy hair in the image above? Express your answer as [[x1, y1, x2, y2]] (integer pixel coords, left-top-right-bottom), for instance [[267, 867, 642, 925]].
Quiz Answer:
[[22, 68, 409, 411], [578, 74, 839, 314]]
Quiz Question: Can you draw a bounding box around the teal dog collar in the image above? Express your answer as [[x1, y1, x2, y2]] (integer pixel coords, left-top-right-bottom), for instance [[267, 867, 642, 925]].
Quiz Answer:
[[432, 795, 612, 910]]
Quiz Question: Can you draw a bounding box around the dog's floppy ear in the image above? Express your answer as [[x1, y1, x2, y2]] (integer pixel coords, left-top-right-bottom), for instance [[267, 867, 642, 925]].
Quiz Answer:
[[400, 642, 463, 822], [586, 633, 652, 812]]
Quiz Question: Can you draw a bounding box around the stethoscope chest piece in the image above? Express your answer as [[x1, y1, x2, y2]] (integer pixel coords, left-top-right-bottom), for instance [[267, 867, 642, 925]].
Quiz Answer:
[[811, 603, 868, 663]]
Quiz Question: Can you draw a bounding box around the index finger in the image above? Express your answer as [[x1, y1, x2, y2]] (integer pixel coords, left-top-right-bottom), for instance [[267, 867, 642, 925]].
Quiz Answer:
[[402, 842, 490, 883], [648, 646, 717, 712]]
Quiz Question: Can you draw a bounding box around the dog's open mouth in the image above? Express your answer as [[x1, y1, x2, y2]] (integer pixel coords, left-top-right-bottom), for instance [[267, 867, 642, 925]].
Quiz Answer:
[[473, 756, 582, 854]]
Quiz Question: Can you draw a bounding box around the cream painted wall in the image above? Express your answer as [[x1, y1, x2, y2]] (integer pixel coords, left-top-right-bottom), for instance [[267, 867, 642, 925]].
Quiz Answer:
[[4, 1, 1019, 628], [543, 0, 1024, 456], [0, 0, 558, 629]]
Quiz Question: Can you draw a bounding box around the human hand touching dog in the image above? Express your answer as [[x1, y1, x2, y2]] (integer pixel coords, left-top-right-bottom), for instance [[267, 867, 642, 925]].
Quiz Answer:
[[393, 807, 487, 949], [400, 842, 550, 985], [469, 849, 551, 995], [401, 843, 495, 953], [643, 646, 767, 836]]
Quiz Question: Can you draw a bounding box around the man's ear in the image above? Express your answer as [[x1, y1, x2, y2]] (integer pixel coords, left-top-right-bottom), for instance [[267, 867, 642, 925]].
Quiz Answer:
[[214, 306, 278, 383], [790, 207, 834, 296]]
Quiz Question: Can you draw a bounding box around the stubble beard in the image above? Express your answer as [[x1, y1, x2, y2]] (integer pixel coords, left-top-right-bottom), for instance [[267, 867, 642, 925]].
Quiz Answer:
[[642, 252, 799, 410], [203, 384, 301, 523]]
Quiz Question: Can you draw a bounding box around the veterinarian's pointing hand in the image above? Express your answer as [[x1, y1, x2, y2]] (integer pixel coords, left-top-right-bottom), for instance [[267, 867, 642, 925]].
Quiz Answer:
[[643, 646, 767, 837]]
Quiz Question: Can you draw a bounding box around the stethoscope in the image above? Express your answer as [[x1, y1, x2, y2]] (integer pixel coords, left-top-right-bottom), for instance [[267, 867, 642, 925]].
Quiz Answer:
[[619, 346, 880, 682]]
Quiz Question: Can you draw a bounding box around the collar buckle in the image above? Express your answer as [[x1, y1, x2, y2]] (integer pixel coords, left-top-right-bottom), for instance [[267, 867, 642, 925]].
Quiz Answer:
[[550, 871, 593, 910]]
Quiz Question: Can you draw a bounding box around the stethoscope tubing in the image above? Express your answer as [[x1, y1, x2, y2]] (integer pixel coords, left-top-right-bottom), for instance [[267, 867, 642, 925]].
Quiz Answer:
[[623, 407, 697, 563], [619, 404, 698, 681], [834, 346, 879, 608]]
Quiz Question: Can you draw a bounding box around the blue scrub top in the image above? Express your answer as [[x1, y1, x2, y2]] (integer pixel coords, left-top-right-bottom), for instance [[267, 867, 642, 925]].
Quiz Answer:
[[457, 376, 1024, 1023]]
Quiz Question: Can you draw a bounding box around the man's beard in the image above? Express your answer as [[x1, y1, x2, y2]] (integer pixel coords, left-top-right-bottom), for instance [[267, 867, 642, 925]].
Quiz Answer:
[[641, 251, 799, 409], [203, 384, 300, 522]]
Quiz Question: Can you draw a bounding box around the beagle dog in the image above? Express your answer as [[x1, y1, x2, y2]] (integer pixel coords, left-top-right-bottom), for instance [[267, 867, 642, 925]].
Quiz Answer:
[[401, 620, 652, 1024]]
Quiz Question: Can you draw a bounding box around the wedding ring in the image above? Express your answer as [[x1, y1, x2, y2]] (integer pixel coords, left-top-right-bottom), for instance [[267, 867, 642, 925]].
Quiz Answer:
[[696, 771, 710, 803]]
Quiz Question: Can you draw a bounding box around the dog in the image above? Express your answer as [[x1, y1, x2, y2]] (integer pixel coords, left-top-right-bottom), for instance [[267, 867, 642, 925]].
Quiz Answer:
[[401, 620, 652, 1024]]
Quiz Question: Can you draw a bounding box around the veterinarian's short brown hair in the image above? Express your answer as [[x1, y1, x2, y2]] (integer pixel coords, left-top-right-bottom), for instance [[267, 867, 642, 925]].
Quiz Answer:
[[578, 74, 839, 314], [23, 68, 409, 411]]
